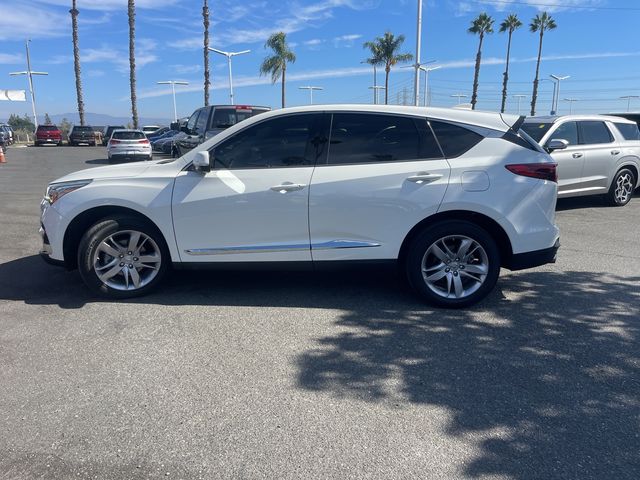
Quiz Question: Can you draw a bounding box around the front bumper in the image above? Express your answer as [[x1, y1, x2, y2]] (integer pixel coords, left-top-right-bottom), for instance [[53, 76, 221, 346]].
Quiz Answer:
[[507, 238, 560, 271], [39, 224, 64, 267]]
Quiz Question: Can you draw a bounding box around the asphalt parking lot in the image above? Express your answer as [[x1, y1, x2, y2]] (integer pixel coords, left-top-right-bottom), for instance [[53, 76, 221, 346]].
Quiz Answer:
[[1, 145, 639, 479]]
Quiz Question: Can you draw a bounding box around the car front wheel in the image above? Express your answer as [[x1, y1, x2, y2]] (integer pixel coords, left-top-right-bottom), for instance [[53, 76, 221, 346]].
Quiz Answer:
[[77, 216, 169, 298], [608, 168, 635, 206], [406, 221, 500, 308]]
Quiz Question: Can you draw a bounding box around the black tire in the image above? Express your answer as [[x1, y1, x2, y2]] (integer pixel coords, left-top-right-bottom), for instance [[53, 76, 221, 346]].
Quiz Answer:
[[77, 215, 170, 299], [607, 168, 636, 206], [405, 220, 500, 308]]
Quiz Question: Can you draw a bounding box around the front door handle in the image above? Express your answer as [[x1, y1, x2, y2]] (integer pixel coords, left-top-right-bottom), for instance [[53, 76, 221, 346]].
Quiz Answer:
[[572, 152, 583, 159], [270, 183, 306, 193], [611, 150, 620, 155], [406, 173, 443, 184]]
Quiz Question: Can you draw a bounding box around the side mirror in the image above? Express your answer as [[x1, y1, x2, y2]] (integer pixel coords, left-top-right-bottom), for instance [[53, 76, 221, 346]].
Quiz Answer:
[[546, 139, 569, 152], [193, 151, 211, 172]]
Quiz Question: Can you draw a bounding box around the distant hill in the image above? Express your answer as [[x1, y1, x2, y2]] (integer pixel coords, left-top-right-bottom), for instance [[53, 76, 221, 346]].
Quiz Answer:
[[44, 112, 173, 127]]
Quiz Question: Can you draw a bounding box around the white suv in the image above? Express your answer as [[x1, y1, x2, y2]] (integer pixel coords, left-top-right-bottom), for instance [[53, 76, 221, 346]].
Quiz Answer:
[[40, 105, 559, 307]]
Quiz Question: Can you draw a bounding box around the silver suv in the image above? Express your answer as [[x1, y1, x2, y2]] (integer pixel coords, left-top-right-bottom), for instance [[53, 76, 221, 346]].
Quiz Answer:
[[522, 115, 640, 206]]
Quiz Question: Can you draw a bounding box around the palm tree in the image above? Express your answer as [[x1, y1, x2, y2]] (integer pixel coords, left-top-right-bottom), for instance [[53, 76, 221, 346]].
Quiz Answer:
[[203, 0, 210, 106], [499, 14, 522, 113], [363, 32, 413, 105], [69, 0, 85, 126], [530, 12, 557, 116], [468, 12, 494, 110], [260, 32, 296, 108], [128, 0, 138, 128]]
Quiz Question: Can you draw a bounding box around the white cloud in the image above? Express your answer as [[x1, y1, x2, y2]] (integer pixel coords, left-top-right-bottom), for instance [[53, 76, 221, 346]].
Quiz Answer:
[[135, 50, 640, 100], [34, 0, 180, 11], [0, 2, 68, 40], [82, 38, 158, 73], [0, 53, 24, 64], [333, 33, 363, 47], [87, 69, 105, 77], [170, 64, 202, 75], [463, 0, 605, 13], [304, 39, 324, 46]]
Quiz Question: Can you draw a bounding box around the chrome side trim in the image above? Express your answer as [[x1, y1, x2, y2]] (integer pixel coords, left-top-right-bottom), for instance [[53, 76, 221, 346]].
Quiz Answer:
[[184, 240, 381, 256], [311, 240, 381, 250]]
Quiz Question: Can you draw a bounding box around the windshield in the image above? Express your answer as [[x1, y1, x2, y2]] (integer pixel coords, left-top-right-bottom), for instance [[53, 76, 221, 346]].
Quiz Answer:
[[38, 125, 59, 131], [112, 131, 145, 140], [73, 126, 93, 132], [521, 122, 554, 142]]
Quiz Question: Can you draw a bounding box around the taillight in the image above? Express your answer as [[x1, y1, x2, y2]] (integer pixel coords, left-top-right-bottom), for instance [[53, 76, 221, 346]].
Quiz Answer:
[[506, 163, 557, 183], [109, 139, 121, 144], [138, 139, 150, 144]]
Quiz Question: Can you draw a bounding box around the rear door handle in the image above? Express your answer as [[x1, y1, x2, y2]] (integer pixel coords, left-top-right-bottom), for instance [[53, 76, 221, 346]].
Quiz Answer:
[[572, 152, 583, 159], [270, 183, 306, 193], [406, 173, 443, 184], [611, 150, 620, 155]]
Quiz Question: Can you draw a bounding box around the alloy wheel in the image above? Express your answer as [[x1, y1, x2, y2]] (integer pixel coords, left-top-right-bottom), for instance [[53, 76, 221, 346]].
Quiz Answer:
[[614, 172, 634, 204], [93, 230, 162, 291], [421, 235, 489, 299]]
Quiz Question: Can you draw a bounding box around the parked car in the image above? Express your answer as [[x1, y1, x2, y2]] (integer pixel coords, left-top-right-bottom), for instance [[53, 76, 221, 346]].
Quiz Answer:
[[522, 115, 640, 206], [0, 124, 14, 145], [106, 129, 152, 162], [68, 125, 97, 146], [34, 124, 63, 146], [40, 105, 559, 307], [102, 125, 126, 146], [174, 105, 270, 157], [151, 130, 180, 151], [0, 134, 6, 153], [142, 125, 161, 134], [147, 127, 171, 140], [609, 112, 640, 129]]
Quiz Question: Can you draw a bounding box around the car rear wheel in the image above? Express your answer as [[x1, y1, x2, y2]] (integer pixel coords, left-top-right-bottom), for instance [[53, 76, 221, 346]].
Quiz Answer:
[[406, 221, 500, 308], [607, 168, 635, 206], [77, 216, 169, 298]]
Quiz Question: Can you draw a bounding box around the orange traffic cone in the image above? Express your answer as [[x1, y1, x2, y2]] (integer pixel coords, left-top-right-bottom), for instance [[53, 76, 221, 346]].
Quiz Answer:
[[0, 149, 6, 164]]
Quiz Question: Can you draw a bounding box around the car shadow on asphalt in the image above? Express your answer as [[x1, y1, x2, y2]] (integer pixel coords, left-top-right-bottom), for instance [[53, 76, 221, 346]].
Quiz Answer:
[[1, 256, 639, 479], [556, 196, 617, 211], [85, 158, 111, 165]]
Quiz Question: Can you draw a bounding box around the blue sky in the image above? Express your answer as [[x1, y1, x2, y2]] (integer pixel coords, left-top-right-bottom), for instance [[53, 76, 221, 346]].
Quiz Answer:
[[1, 0, 640, 123]]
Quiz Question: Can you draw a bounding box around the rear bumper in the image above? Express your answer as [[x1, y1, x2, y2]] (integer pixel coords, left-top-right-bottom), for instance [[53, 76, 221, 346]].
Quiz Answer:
[[507, 238, 560, 271]]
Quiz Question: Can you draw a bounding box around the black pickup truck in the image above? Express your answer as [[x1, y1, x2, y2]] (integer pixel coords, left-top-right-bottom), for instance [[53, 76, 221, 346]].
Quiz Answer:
[[68, 125, 97, 146]]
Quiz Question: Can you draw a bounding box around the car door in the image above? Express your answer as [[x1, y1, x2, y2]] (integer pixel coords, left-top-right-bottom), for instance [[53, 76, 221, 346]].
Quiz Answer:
[[577, 120, 616, 193], [172, 113, 328, 263], [545, 121, 583, 195], [308, 112, 450, 262]]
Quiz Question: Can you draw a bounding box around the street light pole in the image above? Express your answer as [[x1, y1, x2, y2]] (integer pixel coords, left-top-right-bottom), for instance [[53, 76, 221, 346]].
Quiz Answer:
[[414, 0, 423, 106], [451, 93, 467, 105], [157, 80, 189, 121], [513, 94, 526, 115], [563, 98, 578, 115], [208, 48, 250, 105], [298, 86, 323, 105], [421, 65, 441, 107], [620, 95, 640, 112], [549, 74, 570, 115], [368, 85, 385, 105], [10, 40, 48, 128]]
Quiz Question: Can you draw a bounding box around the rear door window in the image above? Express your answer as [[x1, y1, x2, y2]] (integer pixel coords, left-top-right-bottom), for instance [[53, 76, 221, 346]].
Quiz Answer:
[[614, 123, 640, 141], [326, 113, 424, 165], [430, 121, 483, 158], [549, 121, 578, 146], [578, 121, 613, 145]]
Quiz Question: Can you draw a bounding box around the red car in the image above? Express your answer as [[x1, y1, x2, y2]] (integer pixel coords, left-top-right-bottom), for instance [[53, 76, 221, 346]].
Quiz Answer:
[[35, 125, 63, 146]]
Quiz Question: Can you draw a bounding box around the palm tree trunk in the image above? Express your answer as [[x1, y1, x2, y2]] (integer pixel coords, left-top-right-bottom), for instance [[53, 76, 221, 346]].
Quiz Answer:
[[471, 33, 484, 110], [128, 0, 139, 129], [281, 65, 286, 108], [385, 65, 390, 105], [70, 0, 85, 126], [203, 0, 210, 107], [500, 30, 513, 114], [530, 30, 544, 116]]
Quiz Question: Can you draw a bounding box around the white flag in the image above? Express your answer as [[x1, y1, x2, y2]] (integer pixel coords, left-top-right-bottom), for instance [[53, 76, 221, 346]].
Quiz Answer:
[[0, 90, 27, 101]]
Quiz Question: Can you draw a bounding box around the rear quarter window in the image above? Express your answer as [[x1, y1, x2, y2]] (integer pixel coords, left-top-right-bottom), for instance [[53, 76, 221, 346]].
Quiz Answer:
[[614, 123, 640, 141], [429, 121, 483, 158]]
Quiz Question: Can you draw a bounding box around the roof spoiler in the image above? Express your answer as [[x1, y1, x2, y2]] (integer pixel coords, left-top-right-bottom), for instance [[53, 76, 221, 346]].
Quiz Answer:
[[501, 113, 526, 132]]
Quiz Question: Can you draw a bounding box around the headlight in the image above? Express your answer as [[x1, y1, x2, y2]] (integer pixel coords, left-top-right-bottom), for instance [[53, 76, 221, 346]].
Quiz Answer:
[[45, 179, 92, 204]]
